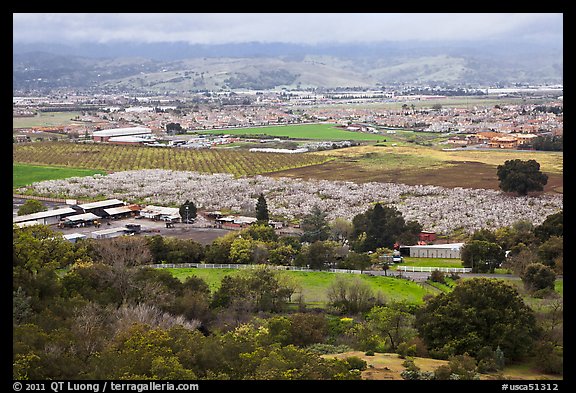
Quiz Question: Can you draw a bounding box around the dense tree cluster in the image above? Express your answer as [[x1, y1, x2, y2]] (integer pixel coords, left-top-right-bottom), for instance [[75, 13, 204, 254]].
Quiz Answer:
[[13, 207, 563, 379], [415, 278, 539, 360], [13, 225, 362, 380], [497, 159, 548, 196], [467, 211, 563, 276], [350, 203, 422, 252]]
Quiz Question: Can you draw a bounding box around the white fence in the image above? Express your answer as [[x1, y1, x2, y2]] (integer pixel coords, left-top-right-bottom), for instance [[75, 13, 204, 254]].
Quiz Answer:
[[396, 266, 472, 273], [145, 263, 363, 275]]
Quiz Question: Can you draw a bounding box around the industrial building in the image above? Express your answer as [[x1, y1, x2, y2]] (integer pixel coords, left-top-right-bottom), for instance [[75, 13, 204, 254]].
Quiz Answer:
[[77, 199, 126, 217], [13, 207, 77, 226], [405, 243, 464, 259], [107, 135, 156, 145], [92, 127, 152, 142], [139, 205, 181, 222], [91, 227, 130, 239]]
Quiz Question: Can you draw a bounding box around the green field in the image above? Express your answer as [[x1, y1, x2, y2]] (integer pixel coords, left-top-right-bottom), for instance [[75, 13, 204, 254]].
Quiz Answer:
[[199, 123, 385, 141], [13, 163, 107, 188], [167, 267, 434, 305], [392, 257, 464, 269], [13, 111, 83, 129]]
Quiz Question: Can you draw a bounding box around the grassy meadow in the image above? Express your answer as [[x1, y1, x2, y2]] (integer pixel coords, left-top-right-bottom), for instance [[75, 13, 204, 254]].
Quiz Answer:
[[272, 142, 563, 193], [13, 163, 107, 188], [13, 111, 83, 129], [167, 267, 435, 305], [392, 257, 464, 269], [200, 123, 385, 141]]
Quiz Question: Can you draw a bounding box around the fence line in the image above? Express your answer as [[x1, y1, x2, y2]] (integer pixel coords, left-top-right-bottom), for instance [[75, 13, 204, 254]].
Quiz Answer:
[[142, 263, 473, 275], [13, 193, 91, 204], [144, 263, 363, 275], [396, 266, 472, 273]]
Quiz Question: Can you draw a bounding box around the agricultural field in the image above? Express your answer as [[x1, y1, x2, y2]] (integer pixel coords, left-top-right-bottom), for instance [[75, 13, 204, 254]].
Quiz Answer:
[[12, 111, 83, 129], [167, 268, 435, 305], [270, 143, 563, 193], [199, 123, 385, 141], [13, 163, 106, 188], [12, 141, 333, 177]]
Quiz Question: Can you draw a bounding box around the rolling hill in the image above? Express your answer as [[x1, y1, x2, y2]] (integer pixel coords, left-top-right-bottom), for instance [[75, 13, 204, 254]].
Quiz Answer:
[[13, 41, 563, 92]]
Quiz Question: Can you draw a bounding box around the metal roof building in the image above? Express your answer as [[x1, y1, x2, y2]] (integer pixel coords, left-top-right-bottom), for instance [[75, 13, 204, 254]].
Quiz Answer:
[[92, 127, 152, 142], [13, 207, 77, 225], [78, 199, 125, 210], [406, 243, 465, 259]]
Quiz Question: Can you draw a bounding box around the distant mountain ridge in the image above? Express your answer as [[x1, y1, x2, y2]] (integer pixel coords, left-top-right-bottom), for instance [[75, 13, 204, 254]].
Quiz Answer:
[[13, 41, 563, 92]]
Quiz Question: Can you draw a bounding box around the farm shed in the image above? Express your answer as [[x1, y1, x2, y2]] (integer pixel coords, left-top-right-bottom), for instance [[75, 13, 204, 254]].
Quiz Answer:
[[63, 233, 87, 243], [107, 135, 156, 145], [60, 212, 101, 227], [418, 231, 437, 243], [13, 207, 77, 226], [215, 215, 258, 229], [78, 199, 125, 217], [14, 220, 42, 228], [91, 227, 129, 239], [139, 205, 181, 221], [406, 243, 464, 259], [103, 204, 142, 219], [92, 127, 152, 142]]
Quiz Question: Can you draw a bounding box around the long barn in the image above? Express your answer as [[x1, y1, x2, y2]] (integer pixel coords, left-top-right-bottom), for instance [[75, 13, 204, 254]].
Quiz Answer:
[[92, 127, 152, 142], [406, 243, 464, 259]]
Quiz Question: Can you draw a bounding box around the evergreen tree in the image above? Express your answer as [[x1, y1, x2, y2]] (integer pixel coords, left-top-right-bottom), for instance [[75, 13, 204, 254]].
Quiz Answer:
[[351, 203, 420, 252], [300, 205, 330, 243], [179, 200, 197, 223], [255, 193, 269, 223]]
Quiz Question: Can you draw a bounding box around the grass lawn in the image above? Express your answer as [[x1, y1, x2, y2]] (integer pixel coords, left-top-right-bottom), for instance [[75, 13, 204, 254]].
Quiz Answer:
[[168, 268, 240, 292], [13, 111, 83, 129], [199, 123, 385, 141], [13, 163, 107, 188], [393, 257, 464, 269], [166, 267, 435, 305]]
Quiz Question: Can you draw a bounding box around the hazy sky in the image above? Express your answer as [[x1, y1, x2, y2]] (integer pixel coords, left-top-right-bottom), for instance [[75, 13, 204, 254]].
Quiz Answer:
[[13, 13, 562, 45]]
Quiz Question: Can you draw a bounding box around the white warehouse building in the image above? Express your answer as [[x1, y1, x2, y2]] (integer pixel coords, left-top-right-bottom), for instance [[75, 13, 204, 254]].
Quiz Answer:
[[92, 127, 152, 142], [406, 243, 464, 259]]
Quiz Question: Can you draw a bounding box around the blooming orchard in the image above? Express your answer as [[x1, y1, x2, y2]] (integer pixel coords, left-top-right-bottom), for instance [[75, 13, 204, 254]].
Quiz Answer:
[[19, 169, 563, 235]]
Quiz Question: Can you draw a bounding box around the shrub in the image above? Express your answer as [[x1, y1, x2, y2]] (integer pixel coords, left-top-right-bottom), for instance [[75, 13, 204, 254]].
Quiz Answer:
[[429, 270, 446, 284], [306, 343, 353, 355], [521, 263, 556, 292], [447, 354, 480, 380], [397, 342, 417, 359], [533, 341, 563, 375], [433, 365, 452, 380], [344, 356, 367, 371]]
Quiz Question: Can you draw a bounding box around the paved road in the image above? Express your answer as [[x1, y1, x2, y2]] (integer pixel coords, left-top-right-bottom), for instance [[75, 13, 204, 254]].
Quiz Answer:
[[364, 270, 523, 282]]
